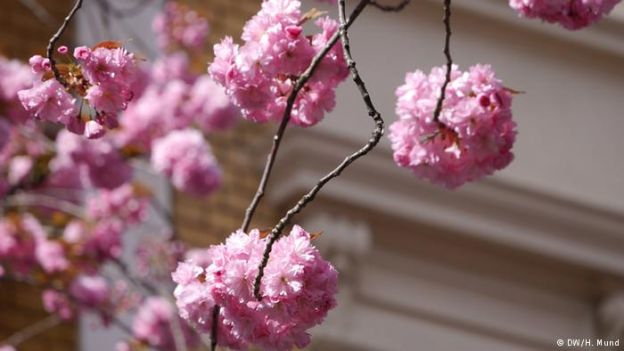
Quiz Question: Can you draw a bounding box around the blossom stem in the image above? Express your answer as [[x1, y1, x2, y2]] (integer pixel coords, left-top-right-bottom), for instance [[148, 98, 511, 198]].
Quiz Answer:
[[432, 0, 453, 122], [210, 305, 220, 351], [369, 0, 411, 12], [46, 0, 83, 88], [240, 0, 369, 234], [252, 0, 391, 300], [0, 314, 61, 347]]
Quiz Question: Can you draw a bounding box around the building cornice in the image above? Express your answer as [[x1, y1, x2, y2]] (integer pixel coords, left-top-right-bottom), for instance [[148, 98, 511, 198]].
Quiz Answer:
[[266, 129, 624, 277], [443, 0, 624, 58]]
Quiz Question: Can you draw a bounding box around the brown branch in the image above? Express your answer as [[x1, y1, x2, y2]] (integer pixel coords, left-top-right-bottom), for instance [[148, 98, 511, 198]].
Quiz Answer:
[[110, 258, 159, 295], [240, 0, 370, 233], [369, 0, 411, 12], [46, 0, 83, 88], [252, 0, 390, 300], [3, 193, 86, 218], [0, 314, 61, 347], [210, 305, 220, 351], [432, 0, 453, 122]]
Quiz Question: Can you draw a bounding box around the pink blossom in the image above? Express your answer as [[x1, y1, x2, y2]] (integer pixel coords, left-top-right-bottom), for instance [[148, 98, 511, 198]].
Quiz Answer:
[[36, 240, 69, 273], [17, 79, 77, 125], [87, 184, 148, 223], [84, 120, 106, 139], [69, 274, 110, 308], [0, 345, 15, 351], [7, 155, 33, 185], [133, 297, 198, 350], [0, 214, 43, 275], [19, 45, 139, 137], [54, 130, 132, 189], [208, 0, 348, 126], [153, 2, 210, 51], [151, 129, 221, 196], [172, 225, 338, 350], [390, 64, 517, 188], [509, 0, 621, 29], [185, 76, 238, 133], [42, 289, 73, 320], [85, 220, 124, 260]]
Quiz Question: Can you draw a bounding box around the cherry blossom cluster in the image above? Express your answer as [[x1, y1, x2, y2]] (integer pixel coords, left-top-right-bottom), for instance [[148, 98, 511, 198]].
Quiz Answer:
[[151, 129, 221, 196], [0, 57, 33, 125], [172, 225, 338, 350], [117, 53, 237, 154], [389, 64, 517, 189], [209, 0, 349, 126], [509, 0, 621, 29], [129, 297, 199, 351], [17, 43, 141, 139], [153, 1, 210, 52]]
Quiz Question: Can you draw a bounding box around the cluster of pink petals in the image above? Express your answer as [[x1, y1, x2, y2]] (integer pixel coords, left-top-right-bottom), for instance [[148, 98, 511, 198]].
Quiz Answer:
[[0, 214, 49, 275], [153, 2, 210, 51], [132, 297, 199, 350], [42, 274, 110, 320], [117, 54, 237, 152], [209, 0, 349, 126], [151, 129, 221, 196], [389, 64, 517, 189], [509, 0, 621, 29], [172, 225, 338, 351], [0, 57, 33, 124], [87, 184, 148, 223], [18, 45, 140, 138], [54, 130, 132, 189]]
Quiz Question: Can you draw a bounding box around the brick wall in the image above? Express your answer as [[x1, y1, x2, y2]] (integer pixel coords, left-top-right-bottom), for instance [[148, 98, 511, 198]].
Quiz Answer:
[[0, 2, 77, 349], [174, 0, 283, 246]]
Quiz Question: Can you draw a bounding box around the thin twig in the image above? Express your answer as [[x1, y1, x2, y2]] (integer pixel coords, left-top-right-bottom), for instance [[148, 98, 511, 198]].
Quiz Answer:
[[252, 0, 389, 300], [0, 315, 61, 347], [432, 0, 452, 122], [111, 258, 159, 295], [240, 0, 370, 233], [369, 0, 411, 12], [3, 193, 85, 218], [210, 305, 220, 351], [46, 0, 83, 88]]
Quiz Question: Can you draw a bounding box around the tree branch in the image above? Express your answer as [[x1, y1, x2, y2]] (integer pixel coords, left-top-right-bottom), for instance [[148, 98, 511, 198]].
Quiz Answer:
[[240, 0, 370, 233], [0, 314, 61, 347], [369, 0, 411, 12], [432, 0, 453, 122], [210, 305, 220, 351], [252, 0, 391, 300], [3, 193, 85, 218], [46, 0, 83, 88]]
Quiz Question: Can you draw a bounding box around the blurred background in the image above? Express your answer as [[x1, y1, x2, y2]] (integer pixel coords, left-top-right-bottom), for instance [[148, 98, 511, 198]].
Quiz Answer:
[[1, 0, 624, 350]]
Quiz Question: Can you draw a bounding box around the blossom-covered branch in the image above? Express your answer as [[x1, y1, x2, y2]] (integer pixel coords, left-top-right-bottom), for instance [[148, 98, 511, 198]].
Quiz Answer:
[[46, 0, 83, 87], [239, 0, 370, 232], [252, 0, 389, 300], [432, 0, 452, 122]]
